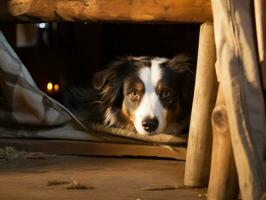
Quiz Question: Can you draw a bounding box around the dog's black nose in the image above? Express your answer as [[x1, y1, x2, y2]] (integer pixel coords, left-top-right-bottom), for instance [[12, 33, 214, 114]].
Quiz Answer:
[[142, 118, 159, 132]]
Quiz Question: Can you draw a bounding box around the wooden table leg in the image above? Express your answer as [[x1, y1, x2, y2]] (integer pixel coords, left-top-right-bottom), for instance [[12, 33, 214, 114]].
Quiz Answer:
[[184, 22, 218, 187]]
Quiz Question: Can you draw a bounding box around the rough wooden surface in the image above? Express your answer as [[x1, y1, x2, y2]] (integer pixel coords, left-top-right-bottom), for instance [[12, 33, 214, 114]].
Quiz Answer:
[[0, 139, 187, 160], [184, 22, 217, 187], [211, 1, 266, 199], [0, 155, 206, 200], [254, 0, 266, 96], [0, 0, 212, 23], [207, 87, 239, 200]]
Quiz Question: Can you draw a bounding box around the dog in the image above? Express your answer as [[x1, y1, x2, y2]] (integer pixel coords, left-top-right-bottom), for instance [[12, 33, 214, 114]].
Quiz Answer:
[[93, 54, 195, 135]]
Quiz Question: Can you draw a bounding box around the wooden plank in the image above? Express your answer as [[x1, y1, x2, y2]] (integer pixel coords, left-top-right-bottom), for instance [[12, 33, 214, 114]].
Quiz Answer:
[[184, 22, 217, 187], [0, 139, 186, 160], [254, 0, 266, 100], [0, 156, 204, 200], [211, 0, 266, 199], [207, 87, 239, 200], [0, 0, 212, 23]]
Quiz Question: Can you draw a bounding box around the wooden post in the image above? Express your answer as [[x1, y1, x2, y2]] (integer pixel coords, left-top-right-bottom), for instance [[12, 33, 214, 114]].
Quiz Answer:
[[207, 87, 239, 200], [184, 22, 218, 187], [211, 1, 266, 199]]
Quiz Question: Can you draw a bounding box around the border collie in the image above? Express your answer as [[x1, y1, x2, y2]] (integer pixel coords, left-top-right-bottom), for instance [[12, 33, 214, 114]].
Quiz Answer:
[[93, 54, 195, 135]]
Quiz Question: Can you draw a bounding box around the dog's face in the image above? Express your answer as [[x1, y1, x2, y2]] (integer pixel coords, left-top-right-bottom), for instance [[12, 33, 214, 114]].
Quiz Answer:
[[93, 55, 195, 135]]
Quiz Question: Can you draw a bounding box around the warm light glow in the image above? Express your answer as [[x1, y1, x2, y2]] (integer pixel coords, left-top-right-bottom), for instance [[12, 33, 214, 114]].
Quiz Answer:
[[54, 84, 60, 92], [47, 82, 53, 91]]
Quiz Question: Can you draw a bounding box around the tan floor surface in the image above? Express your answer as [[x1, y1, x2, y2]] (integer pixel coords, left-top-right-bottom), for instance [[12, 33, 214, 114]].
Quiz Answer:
[[0, 155, 206, 200]]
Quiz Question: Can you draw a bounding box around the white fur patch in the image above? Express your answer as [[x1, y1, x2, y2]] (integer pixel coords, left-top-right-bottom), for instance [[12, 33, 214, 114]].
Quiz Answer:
[[104, 107, 117, 126], [151, 58, 167, 86], [134, 58, 168, 135]]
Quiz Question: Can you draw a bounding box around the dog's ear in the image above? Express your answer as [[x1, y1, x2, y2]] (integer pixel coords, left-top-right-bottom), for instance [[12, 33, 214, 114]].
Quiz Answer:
[[93, 57, 134, 108], [168, 54, 195, 76], [168, 54, 195, 86], [93, 58, 134, 90], [169, 54, 196, 109], [92, 69, 109, 90]]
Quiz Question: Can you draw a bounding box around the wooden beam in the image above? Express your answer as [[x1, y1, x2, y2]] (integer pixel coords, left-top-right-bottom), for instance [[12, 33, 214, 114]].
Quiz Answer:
[[0, 139, 187, 160], [184, 22, 218, 187], [254, 0, 266, 101], [211, 0, 266, 199], [207, 87, 239, 200], [0, 0, 212, 23]]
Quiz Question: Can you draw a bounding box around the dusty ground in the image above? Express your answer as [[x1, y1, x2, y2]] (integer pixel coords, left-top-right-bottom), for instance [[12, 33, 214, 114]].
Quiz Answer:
[[0, 149, 206, 200]]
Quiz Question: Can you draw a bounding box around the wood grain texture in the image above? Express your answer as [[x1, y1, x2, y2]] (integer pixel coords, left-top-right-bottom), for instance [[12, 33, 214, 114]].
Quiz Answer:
[[184, 22, 218, 187], [207, 87, 239, 200], [254, 0, 266, 100], [0, 155, 205, 200], [0, 0, 212, 23], [211, 0, 266, 199], [0, 139, 187, 160]]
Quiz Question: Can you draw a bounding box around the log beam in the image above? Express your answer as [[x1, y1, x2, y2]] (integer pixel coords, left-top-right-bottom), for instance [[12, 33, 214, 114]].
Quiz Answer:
[[184, 22, 217, 187], [207, 87, 239, 200], [0, 0, 212, 23], [211, 1, 266, 199]]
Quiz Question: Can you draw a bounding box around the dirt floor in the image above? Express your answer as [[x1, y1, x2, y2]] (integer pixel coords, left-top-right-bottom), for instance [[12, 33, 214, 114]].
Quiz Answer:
[[0, 149, 206, 200]]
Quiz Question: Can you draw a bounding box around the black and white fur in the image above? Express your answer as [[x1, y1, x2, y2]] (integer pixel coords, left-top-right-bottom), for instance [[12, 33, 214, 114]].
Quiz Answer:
[[93, 54, 195, 135]]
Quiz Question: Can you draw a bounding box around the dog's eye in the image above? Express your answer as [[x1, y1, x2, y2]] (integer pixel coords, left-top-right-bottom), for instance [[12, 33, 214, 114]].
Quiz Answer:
[[129, 91, 139, 101], [161, 90, 171, 98]]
